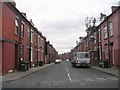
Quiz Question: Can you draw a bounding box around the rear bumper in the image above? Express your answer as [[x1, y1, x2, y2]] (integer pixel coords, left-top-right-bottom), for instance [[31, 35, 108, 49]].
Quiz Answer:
[[55, 62, 60, 64], [75, 63, 90, 67]]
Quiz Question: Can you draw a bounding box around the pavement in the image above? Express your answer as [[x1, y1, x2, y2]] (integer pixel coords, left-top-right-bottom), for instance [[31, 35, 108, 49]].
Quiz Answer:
[[2, 63, 119, 82], [2, 63, 54, 82], [92, 66, 119, 77]]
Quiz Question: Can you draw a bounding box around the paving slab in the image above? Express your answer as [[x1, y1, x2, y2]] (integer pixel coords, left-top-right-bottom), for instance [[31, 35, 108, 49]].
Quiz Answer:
[[92, 66, 119, 77]]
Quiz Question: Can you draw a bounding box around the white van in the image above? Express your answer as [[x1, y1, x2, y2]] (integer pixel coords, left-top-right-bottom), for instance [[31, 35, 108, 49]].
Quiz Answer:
[[71, 52, 90, 68]]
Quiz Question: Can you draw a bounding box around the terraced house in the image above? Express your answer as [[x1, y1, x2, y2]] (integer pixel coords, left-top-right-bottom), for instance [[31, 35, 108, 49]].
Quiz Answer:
[[70, 5, 120, 69], [0, 1, 58, 74]]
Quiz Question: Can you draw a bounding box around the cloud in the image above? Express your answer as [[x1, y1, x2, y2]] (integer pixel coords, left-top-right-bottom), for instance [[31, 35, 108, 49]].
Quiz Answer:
[[15, 0, 119, 54]]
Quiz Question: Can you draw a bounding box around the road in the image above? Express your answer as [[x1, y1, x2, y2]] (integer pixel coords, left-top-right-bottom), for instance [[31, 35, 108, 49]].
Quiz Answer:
[[2, 61, 118, 88]]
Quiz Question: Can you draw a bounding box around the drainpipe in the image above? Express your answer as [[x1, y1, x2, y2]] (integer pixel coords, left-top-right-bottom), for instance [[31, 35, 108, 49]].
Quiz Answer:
[[107, 20, 111, 68], [29, 28, 31, 68], [37, 33, 39, 66], [18, 19, 22, 71]]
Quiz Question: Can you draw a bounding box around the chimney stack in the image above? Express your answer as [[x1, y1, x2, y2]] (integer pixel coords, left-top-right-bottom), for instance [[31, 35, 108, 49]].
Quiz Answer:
[[10, 0, 16, 7], [30, 19, 34, 26], [21, 12, 27, 18], [111, 6, 118, 13]]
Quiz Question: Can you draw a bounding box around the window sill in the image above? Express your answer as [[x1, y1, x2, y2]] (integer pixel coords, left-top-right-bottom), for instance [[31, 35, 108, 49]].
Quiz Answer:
[[110, 35, 113, 38], [104, 38, 108, 40], [15, 33, 19, 36], [21, 37, 24, 39]]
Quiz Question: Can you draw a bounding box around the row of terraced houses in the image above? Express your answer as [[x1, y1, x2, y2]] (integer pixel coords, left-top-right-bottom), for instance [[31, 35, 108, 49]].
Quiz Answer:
[[0, 2, 58, 74], [69, 5, 120, 69]]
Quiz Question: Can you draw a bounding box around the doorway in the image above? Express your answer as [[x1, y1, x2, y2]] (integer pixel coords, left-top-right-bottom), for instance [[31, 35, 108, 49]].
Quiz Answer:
[[15, 44, 18, 70]]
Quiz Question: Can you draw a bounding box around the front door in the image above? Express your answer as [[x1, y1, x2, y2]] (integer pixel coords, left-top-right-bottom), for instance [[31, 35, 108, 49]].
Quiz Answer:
[[15, 44, 18, 70]]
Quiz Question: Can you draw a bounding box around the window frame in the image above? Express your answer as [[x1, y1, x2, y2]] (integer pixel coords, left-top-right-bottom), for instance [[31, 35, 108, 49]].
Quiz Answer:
[[31, 30, 33, 43], [35, 33, 37, 45], [20, 21, 24, 38], [109, 21, 113, 37], [28, 27, 30, 38], [105, 45, 109, 59], [104, 25, 107, 39], [15, 17, 19, 35], [98, 29, 101, 42]]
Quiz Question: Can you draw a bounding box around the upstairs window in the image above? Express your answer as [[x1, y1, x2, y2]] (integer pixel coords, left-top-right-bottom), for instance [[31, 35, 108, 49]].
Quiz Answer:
[[21, 21, 24, 38], [104, 25, 107, 39], [31, 30, 33, 43], [35, 33, 37, 44], [109, 21, 113, 37], [28, 28, 30, 37], [98, 29, 101, 42], [94, 32, 96, 43], [38, 36, 40, 46], [15, 17, 19, 35]]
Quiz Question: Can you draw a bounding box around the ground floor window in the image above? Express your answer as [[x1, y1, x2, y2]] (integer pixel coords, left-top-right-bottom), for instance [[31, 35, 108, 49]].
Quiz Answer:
[[105, 45, 109, 59], [99, 45, 102, 60]]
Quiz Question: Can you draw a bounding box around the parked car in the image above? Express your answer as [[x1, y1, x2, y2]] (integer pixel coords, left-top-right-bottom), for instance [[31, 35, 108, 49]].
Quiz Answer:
[[55, 59, 61, 64], [66, 59, 69, 62], [71, 52, 90, 68]]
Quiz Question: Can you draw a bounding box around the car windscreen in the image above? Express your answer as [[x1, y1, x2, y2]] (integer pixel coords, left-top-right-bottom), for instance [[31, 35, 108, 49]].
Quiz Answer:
[[76, 53, 90, 59]]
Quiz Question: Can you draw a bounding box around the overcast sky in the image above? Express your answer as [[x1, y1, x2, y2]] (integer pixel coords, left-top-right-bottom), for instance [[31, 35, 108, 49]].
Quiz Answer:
[[15, 0, 119, 54]]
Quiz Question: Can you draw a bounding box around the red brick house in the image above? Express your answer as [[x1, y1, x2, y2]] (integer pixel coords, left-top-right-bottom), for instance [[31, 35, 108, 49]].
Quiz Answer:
[[99, 6, 120, 68], [1, 2, 31, 74], [1, 2, 58, 74], [45, 41, 58, 64]]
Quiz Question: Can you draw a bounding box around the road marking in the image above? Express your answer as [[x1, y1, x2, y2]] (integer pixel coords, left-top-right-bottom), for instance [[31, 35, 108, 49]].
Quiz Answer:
[[83, 78, 94, 81], [67, 73, 72, 82], [80, 83, 86, 86], [66, 68, 68, 72], [95, 77, 107, 81], [53, 81, 55, 83], [65, 66, 67, 69], [71, 79, 80, 82], [107, 77, 118, 80]]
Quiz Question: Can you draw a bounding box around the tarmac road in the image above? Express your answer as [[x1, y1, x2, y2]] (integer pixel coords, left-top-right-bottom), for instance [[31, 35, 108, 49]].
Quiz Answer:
[[2, 61, 118, 88]]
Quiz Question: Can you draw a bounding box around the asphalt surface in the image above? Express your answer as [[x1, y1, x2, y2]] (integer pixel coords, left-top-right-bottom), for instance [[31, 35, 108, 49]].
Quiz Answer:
[[2, 61, 118, 88]]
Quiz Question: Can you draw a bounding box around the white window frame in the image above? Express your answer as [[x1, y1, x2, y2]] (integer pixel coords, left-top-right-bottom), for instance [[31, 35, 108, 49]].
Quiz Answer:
[[21, 21, 24, 38], [94, 32, 96, 43], [31, 30, 33, 43], [38, 36, 40, 46], [35, 33, 37, 45], [104, 25, 107, 39], [98, 29, 101, 42], [15, 17, 19, 35], [105, 45, 109, 59], [28, 28, 30, 37], [109, 21, 113, 37], [99, 45, 102, 59]]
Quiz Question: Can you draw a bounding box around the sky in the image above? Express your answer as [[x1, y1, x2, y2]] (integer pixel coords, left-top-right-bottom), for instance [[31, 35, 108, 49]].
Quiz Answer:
[[14, 0, 119, 54]]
